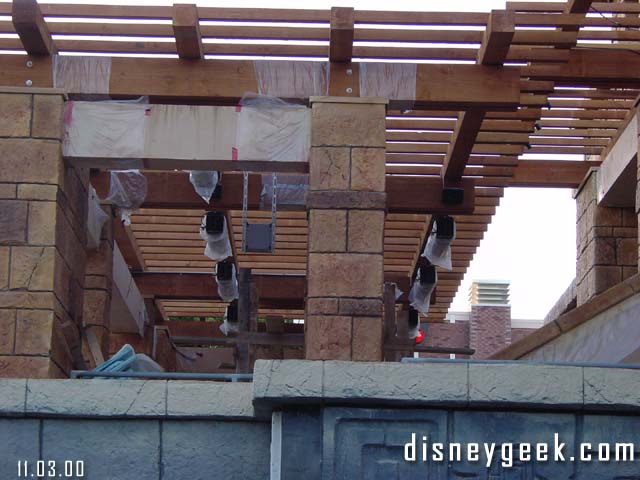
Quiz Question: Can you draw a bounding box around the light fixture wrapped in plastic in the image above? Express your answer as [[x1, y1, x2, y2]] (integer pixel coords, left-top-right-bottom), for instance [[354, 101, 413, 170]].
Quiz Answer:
[[215, 260, 238, 302], [86, 186, 110, 250], [408, 265, 436, 315], [408, 308, 420, 339], [219, 300, 239, 336], [199, 211, 232, 261], [422, 216, 456, 271], [260, 174, 308, 208], [105, 170, 148, 225], [189, 170, 219, 203]]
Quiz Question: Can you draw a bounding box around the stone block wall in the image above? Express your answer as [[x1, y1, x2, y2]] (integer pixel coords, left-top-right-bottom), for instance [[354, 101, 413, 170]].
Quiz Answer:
[[576, 170, 637, 306], [0, 89, 89, 378], [305, 98, 387, 362], [469, 305, 511, 359]]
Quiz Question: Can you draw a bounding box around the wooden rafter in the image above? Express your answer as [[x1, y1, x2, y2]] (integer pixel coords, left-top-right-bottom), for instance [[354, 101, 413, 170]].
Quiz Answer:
[[11, 0, 54, 55], [172, 3, 203, 60], [329, 7, 354, 62]]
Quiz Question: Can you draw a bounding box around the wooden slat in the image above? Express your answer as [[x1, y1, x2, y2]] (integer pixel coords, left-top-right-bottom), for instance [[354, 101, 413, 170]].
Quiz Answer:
[[12, 0, 54, 55], [329, 6, 354, 62], [173, 3, 203, 60]]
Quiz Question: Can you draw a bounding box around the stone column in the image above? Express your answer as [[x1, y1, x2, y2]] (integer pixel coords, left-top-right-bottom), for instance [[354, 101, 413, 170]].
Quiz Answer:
[[0, 88, 89, 378], [576, 170, 637, 306], [305, 97, 387, 361]]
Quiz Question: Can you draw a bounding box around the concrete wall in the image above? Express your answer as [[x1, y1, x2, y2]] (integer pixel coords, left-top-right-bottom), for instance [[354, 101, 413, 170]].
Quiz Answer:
[[3, 361, 640, 479]]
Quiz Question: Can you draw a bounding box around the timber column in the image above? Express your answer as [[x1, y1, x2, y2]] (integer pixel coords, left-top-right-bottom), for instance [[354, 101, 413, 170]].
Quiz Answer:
[[305, 97, 387, 361], [0, 88, 89, 378]]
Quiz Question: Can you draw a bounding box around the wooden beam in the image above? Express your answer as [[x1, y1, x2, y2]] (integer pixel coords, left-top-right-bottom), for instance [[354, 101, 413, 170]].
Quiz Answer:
[[477, 10, 516, 66], [386, 176, 476, 214], [441, 109, 486, 181], [173, 332, 304, 347], [113, 219, 147, 271], [172, 4, 203, 60], [509, 160, 601, 188], [12, 0, 54, 55], [329, 6, 354, 62]]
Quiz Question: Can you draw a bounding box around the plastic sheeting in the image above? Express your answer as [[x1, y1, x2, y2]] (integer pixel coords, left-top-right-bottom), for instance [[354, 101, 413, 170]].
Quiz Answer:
[[144, 104, 237, 160], [93, 344, 164, 373], [216, 264, 239, 302], [199, 214, 233, 262], [189, 171, 219, 203], [408, 270, 437, 315], [64, 101, 148, 158], [87, 186, 110, 250], [422, 222, 456, 271], [220, 313, 239, 336], [254, 60, 329, 98], [235, 94, 311, 162], [359, 63, 417, 104], [261, 174, 308, 208], [53, 55, 112, 95], [106, 170, 148, 225]]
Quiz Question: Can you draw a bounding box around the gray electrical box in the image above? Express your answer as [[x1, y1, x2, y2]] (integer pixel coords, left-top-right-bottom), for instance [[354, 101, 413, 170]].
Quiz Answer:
[[244, 223, 273, 253]]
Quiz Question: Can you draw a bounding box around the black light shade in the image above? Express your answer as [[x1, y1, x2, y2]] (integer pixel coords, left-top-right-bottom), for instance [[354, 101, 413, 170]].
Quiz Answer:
[[216, 260, 234, 281], [408, 308, 419, 330], [205, 211, 225, 235], [419, 265, 437, 285], [435, 216, 455, 240], [226, 299, 238, 323], [442, 187, 464, 205]]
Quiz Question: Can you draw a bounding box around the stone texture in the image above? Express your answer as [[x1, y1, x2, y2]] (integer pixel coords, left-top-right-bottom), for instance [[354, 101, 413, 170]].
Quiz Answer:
[[352, 317, 383, 361], [338, 298, 382, 316], [0, 379, 26, 415], [27, 200, 57, 245], [167, 381, 254, 418], [309, 147, 350, 190], [0, 200, 28, 244], [0, 309, 15, 354], [253, 359, 323, 401], [32, 94, 64, 139], [15, 310, 53, 355], [0, 248, 9, 290], [42, 419, 160, 480], [311, 102, 386, 147], [584, 367, 640, 411], [26, 379, 167, 417], [163, 420, 270, 480], [0, 419, 39, 479], [308, 209, 346, 252], [0, 356, 53, 378], [348, 209, 384, 253], [322, 361, 468, 405], [617, 237, 637, 266], [0, 139, 62, 184], [10, 246, 56, 290], [0, 183, 17, 199], [0, 93, 31, 137], [306, 190, 386, 210], [308, 253, 382, 298], [469, 363, 583, 407], [305, 315, 352, 360], [17, 183, 57, 201], [306, 297, 339, 315], [351, 147, 386, 191]]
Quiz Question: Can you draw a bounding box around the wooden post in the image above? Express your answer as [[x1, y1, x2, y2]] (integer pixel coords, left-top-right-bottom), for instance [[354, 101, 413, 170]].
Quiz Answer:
[[383, 283, 396, 361], [236, 268, 251, 373]]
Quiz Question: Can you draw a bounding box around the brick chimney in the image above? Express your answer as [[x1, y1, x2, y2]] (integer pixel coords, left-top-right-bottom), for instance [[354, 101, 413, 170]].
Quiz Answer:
[[469, 280, 511, 359]]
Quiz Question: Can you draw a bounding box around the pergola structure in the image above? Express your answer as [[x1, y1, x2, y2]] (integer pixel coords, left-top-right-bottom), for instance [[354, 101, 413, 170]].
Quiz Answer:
[[0, 0, 639, 375]]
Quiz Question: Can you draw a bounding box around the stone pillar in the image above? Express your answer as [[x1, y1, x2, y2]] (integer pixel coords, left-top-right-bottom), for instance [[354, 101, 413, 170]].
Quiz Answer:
[[576, 170, 637, 306], [83, 207, 114, 367], [305, 97, 387, 361], [0, 88, 89, 378]]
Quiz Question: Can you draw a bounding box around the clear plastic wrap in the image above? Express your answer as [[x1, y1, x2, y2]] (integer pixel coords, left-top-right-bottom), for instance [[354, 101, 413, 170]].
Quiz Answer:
[[408, 269, 437, 315], [189, 171, 219, 203], [235, 94, 310, 162], [106, 170, 148, 225], [422, 220, 456, 271], [359, 62, 417, 102], [260, 174, 308, 208], [86, 186, 110, 250], [144, 104, 237, 160], [216, 263, 239, 302], [53, 55, 112, 94], [199, 214, 233, 261], [254, 60, 329, 98], [63, 101, 148, 158], [219, 311, 239, 336]]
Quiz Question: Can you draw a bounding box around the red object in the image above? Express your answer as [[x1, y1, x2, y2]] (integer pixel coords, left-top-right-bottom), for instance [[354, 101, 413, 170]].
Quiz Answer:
[[415, 329, 425, 344]]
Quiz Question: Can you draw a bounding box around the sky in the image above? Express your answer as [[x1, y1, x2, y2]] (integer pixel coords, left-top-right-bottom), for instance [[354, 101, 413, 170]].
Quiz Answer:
[[9, 0, 577, 320]]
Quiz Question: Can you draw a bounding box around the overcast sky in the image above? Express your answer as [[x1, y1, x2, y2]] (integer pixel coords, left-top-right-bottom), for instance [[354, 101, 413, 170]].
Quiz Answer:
[[18, 0, 577, 320]]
